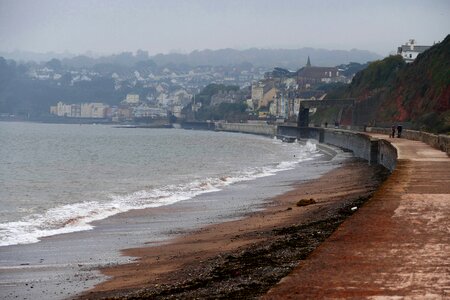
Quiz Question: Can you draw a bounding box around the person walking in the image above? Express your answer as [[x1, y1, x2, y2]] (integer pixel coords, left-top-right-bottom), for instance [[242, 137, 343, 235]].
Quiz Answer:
[[391, 125, 396, 138], [397, 125, 403, 138]]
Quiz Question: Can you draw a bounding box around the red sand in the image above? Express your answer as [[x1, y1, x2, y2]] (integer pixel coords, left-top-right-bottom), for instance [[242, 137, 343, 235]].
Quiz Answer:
[[81, 158, 385, 299]]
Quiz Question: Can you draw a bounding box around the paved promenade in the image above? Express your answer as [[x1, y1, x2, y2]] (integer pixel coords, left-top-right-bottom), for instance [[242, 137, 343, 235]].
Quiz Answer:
[[264, 134, 450, 299]]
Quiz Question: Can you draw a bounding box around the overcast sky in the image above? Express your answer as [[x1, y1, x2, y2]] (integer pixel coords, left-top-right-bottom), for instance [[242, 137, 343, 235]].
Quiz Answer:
[[0, 0, 449, 56]]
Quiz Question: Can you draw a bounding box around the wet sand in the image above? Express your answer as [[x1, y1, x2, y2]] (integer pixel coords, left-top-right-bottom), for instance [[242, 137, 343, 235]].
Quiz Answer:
[[80, 158, 389, 299], [0, 146, 340, 300]]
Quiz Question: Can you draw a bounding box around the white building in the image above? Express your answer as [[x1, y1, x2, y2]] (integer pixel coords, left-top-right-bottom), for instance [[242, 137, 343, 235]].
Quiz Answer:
[[123, 94, 140, 104], [172, 105, 183, 118], [397, 39, 431, 63], [50, 101, 109, 118], [50, 101, 72, 117], [81, 103, 109, 118], [251, 82, 264, 108]]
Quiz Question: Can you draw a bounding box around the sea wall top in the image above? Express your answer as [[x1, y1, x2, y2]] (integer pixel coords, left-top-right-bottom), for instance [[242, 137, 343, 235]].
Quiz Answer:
[[366, 127, 450, 156]]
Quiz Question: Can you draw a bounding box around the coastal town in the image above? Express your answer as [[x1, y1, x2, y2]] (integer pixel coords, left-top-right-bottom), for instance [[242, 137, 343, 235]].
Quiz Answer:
[[1, 1, 449, 298], [48, 56, 353, 123], [42, 40, 432, 125]]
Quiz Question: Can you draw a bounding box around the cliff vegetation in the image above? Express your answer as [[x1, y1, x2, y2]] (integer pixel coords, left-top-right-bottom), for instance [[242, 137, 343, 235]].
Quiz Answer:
[[315, 35, 450, 133]]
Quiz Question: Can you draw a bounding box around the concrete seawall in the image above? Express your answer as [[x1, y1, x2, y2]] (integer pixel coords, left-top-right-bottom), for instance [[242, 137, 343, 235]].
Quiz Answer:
[[215, 123, 399, 171], [215, 123, 448, 171], [215, 122, 277, 136], [366, 127, 450, 156], [278, 126, 398, 171]]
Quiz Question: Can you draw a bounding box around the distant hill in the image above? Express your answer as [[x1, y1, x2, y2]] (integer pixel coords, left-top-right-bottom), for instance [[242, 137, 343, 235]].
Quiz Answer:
[[0, 50, 77, 63], [0, 47, 381, 69], [316, 35, 450, 133], [151, 48, 381, 69]]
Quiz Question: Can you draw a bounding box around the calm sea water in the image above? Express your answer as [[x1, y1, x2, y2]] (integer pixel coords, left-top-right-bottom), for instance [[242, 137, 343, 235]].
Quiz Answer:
[[0, 122, 321, 247]]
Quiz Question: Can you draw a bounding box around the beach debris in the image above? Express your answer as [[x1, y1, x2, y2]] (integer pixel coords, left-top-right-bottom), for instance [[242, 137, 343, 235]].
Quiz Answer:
[[296, 198, 316, 207], [351, 206, 358, 211]]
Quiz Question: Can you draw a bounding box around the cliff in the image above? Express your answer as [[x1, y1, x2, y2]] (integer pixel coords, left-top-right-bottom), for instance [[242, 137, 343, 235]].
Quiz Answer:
[[316, 35, 450, 133]]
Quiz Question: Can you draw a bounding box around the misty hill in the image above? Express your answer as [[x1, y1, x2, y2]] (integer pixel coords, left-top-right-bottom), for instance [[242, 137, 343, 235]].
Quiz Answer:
[[0, 50, 77, 63], [1, 47, 381, 69], [316, 35, 450, 133], [150, 48, 381, 69]]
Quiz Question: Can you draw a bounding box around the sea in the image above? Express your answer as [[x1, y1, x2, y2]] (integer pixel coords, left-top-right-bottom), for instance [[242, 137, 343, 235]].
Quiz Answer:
[[0, 121, 324, 248]]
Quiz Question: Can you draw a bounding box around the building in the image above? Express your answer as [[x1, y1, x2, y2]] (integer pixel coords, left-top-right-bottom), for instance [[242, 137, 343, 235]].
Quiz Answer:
[[70, 104, 81, 117], [259, 86, 277, 109], [251, 81, 277, 109], [172, 105, 183, 118], [397, 39, 431, 63], [123, 94, 140, 105], [210, 89, 246, 106], [251, 82, 265, 108], [58, 101, 71, 117], [245, 99, 254, 111], [81, 103, 108, 118], [296, 56, 341, 88], [117, 107, 132, 121], [90, 103, 109, 118], [50, 101, 108, 118], [50, 101, 76, 117]]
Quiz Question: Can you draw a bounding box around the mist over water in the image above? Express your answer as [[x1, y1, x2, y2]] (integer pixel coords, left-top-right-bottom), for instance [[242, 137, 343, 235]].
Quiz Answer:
[[0, 122, 321, 246]]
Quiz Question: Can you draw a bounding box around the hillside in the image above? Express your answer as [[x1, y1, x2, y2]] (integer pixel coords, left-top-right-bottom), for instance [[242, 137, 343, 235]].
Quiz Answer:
[[0, 47, 381, 69], [151, 48, 381, 69], [316, 35, 450, 133]]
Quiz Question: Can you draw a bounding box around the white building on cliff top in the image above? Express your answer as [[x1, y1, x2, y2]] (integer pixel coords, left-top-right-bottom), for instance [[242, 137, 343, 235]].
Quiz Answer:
[[397, 39, 431, 63]]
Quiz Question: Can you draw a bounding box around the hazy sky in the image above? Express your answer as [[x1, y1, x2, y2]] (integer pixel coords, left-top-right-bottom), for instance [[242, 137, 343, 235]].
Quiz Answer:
[[0, 0, 449, 56]]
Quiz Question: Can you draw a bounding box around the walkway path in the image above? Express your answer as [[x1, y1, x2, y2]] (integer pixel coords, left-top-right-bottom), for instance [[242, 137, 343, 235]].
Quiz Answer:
[[264, 134, 450, 299]]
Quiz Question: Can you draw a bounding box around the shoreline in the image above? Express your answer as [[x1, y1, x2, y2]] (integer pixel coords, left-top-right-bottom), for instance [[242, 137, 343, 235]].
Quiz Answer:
[[80, 158, 389, 299], [1, 135, 338, 300]]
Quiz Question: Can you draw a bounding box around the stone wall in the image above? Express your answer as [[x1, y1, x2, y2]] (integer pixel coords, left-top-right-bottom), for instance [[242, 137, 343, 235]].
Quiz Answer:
[[180, 121, 216, 130], [367, 127, 450, 156]]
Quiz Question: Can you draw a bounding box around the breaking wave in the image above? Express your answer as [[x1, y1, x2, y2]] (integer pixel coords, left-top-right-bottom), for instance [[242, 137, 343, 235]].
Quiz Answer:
[[0, 141, 320, 246]]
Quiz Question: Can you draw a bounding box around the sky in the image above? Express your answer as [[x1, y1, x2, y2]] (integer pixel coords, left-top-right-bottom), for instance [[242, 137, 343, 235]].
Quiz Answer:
[[0, 0, 449, 57]]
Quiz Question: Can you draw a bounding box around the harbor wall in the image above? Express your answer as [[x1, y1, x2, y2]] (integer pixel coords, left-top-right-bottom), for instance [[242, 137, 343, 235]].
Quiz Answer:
[[215, 122, 277, 136], [180, 121, 216, 130]]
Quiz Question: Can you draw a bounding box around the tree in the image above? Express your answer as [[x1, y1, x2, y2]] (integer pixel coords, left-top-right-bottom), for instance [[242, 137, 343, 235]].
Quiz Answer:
[[45, 58, 62, 71]]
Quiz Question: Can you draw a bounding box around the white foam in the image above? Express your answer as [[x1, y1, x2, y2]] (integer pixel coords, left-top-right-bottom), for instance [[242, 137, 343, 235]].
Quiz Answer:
[[0, 142, 321, 247]]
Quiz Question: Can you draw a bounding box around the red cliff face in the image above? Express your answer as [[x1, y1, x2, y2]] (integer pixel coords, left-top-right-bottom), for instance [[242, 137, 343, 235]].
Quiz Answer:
[[393, 94, 409, 122], [438, 87, 450, 112], [341, 35, 450, 132]]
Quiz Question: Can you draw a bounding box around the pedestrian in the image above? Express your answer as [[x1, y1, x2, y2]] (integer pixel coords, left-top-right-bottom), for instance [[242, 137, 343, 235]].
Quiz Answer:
[[397, 125, 403, 138], [391, 125, 396, 138], [325, 121, 328, 128]]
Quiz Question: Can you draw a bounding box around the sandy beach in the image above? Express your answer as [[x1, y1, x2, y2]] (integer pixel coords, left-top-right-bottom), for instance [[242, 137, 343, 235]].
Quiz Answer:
[[1, 137, 340, 300], [80, 158, 389, 299]]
